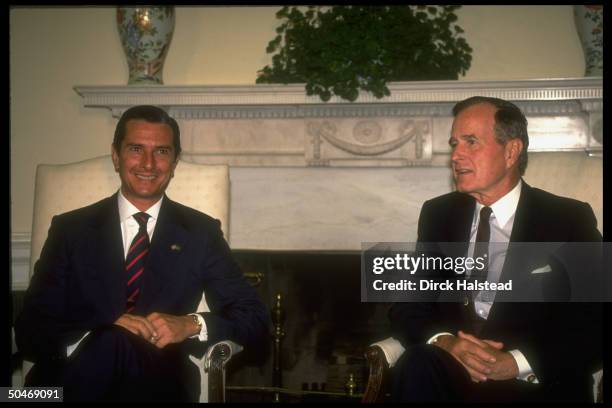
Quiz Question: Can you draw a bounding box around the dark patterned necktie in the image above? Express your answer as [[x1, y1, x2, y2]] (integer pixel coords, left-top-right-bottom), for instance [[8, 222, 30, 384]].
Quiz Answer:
[[467, 206, 492, 334], [125, 212, 150, 313], [472, 206, 492, 294]]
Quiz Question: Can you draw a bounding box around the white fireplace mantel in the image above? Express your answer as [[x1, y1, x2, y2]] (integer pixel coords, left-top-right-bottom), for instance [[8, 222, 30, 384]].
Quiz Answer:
[[75, 78, 602, 167], [72, 78, 601, 252]]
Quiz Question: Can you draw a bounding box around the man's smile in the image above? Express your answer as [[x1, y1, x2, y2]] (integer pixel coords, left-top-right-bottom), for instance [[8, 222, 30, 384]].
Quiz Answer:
[[134, 173, 157, 181]]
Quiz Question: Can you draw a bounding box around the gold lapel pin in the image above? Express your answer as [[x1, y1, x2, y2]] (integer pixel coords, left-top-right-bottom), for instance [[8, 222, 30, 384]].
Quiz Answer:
[[170, 244, 182, 252]]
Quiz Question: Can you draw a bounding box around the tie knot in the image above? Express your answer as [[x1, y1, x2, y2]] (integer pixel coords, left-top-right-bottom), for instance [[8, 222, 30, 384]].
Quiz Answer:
[[480, 206, 492, 222], [133, 212, 150, 229]]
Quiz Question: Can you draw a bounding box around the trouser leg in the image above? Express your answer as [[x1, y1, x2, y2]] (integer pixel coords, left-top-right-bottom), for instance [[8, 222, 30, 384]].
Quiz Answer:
[[61, 325, 187, 402], [391, 344, 472, 402], [390, 343, 574, 402]]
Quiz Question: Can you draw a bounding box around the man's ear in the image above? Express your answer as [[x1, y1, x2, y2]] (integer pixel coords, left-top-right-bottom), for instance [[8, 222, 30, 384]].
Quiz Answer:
[[111, 144, 120, 172], [505, 139, 523, 169]]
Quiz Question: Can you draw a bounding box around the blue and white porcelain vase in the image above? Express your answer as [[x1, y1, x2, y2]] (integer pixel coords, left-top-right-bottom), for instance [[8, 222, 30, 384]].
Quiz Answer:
[[116, 7, 175, 85], [573, 5, 603, 77]]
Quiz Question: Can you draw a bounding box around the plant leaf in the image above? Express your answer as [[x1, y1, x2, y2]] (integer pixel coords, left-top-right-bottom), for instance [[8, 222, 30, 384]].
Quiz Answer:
[[257, 5, 472, 102]]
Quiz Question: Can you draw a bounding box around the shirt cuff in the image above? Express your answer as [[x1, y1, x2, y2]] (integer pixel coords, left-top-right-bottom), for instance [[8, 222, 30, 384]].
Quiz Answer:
[[188, 313, 208, 342], [426, 332, 454, 345], [508, 349, 539, 384]]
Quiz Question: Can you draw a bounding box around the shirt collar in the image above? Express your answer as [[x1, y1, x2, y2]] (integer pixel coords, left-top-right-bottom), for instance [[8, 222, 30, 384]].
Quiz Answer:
[[117, 190, 163, 223], [475, 179, 522, 229]]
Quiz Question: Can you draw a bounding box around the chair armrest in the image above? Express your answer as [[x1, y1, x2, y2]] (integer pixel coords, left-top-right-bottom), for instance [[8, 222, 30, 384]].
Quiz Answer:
[[362, 337, 406, 403], [189, 340, 243, 403], [362, 344, 389, 403], [204, 340, 243, 371]]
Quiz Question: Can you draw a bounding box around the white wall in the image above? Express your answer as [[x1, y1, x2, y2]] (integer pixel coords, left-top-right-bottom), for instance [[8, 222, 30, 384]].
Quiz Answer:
[[10, 5, 585, 234], [457, 6, 584, 79]]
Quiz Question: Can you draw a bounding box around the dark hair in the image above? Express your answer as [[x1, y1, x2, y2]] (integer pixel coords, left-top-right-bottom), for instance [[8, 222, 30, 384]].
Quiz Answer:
[[452, 96, 529, 175], [113, 105, 181, 159]]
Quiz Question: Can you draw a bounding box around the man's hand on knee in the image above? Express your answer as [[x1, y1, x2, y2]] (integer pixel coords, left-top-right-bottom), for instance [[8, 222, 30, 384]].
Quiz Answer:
[[432, 332, 498, 383], [457, 331, 519, 381], [146, 312, 200, 349], [114, 314, 159, 342]]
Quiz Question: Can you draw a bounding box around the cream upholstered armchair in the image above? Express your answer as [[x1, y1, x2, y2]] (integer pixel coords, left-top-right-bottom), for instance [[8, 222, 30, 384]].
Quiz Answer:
[[363, 151, 603, 403], [21, 155, 242, 402]]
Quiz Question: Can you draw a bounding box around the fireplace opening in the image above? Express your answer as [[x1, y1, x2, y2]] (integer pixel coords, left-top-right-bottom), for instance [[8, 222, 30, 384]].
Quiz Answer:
[[227, 251, 394, 396]]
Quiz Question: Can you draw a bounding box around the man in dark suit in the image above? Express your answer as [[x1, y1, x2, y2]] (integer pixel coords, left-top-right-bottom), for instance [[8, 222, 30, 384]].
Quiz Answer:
[[389, 96, 602, 402], [15, 105, 270, 401]]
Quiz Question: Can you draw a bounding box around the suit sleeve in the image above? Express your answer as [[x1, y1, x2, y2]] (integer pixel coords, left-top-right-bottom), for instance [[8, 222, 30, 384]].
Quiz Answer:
[[197, 220, 270, 351], [14, 216, 87, 362], [388, 200, 461, 345], [504, 202, 603, 383]]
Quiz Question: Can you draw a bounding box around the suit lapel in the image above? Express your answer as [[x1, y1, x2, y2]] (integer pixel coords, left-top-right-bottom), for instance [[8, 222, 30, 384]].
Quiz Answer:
[[447, 193, 475, 261], [502, 181, 538, 280], [508, 181, 533, 244], [137, 196, 190, 312], [490, 181, 537, 308], [89, 194, 126, 319], [439, 193, 475, 319]]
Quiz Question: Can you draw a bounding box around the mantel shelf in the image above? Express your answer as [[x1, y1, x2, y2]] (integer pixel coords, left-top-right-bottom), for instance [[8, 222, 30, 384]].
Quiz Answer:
[[75, 78, 602, 108]]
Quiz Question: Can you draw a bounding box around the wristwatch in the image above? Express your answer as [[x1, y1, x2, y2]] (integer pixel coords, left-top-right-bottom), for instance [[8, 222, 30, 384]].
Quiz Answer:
[[189, 313, 203, 333]]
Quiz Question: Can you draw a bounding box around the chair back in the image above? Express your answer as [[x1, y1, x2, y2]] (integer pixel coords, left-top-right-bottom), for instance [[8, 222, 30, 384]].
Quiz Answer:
[[523, 151, 603, 233], [29, 155, 230, 277]]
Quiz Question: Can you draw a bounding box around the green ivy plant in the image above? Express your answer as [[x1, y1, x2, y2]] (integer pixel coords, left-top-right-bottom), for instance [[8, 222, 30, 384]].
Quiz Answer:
[[256, 6, 472, 102]]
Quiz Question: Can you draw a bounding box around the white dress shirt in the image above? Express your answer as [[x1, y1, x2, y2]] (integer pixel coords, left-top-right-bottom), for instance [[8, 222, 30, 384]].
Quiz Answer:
[[427, 180, 538, 383], [118, 190, 162, 258]]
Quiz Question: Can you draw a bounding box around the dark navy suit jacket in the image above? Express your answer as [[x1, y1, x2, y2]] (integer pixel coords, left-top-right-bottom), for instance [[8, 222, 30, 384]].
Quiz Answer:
[[389, 182, 602, 397], [15, 193, 269, 370]]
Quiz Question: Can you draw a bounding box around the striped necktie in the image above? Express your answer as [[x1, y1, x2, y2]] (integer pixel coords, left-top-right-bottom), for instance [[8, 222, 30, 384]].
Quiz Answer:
[[125, 212, 150, 313]]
